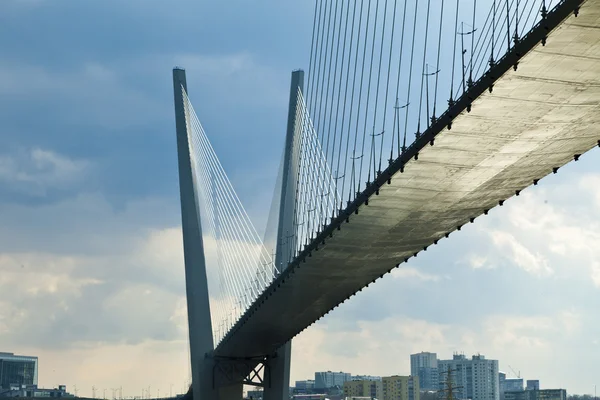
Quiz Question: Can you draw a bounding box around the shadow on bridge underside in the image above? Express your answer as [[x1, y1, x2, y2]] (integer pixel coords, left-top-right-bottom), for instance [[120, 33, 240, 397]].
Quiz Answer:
[[216, 0, 599, 358]]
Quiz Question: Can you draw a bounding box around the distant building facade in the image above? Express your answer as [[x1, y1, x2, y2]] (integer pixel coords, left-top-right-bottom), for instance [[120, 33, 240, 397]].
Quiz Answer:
[[382, 376, 419, 400], [500, 377, 539, 400], [290, 395, 327, 400], [247, 389, 263, 399], [505, 391, 531, 400], [0, 353, 38, 389], [499, 373, 506, 400], [353, 375, 382, 382], [344, 380, 382, 399], [0, 385, 71, 398], [499, 373, 524, 400], [410, 352, 438, 391], [537, 389, 567, 400], [314, 371, 351, 389], [505, 389, 566, 400], [503, 379, 524, 392], [438, 354, 499, 400], [295, 381, 316, 391]]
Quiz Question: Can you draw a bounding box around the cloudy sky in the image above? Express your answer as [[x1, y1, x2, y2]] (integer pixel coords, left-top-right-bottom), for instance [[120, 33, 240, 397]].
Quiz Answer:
[[0, 0, 599, 397]]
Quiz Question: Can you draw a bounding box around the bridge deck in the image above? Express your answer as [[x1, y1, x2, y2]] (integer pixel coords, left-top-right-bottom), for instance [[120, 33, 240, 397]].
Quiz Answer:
[[216, 0, 600, 358]]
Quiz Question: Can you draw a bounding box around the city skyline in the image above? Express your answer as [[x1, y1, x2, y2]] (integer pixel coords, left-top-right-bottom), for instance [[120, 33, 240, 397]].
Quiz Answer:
[[0, 0, 599, 397], [0, 349, 587, 398], [293, 352, 573, 394], [291, 352, 577, 400]]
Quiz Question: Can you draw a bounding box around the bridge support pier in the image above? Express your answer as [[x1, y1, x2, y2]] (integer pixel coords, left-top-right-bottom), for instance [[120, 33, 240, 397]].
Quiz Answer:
[[263, 342, 292, 400], [217, 384, 243, 400]]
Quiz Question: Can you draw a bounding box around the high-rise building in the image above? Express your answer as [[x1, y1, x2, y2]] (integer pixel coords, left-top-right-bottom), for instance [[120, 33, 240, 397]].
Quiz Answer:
[[382, 376, 419, 400], [344, 380, 383, 398], [0, 352, 38, 389], [410, 352, 438, 391], [314, 371, 351, 389], [438, 354, 499, 400], [526, 381, 540, 391]]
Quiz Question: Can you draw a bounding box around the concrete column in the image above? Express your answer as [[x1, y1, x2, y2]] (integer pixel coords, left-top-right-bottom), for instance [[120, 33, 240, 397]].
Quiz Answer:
[[173, 68, 218, 400], [218, 384, 243, 400], [263, 69, 305, 400]]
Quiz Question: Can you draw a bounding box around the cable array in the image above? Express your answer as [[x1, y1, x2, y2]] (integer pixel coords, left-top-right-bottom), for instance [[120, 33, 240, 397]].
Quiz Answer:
[[283, 89, 340, 268], [304, 0, 556, 212], [182, 88, 279, 345]]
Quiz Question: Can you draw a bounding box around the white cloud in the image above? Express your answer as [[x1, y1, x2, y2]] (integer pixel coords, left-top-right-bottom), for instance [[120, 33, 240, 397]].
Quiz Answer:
[[287, 165, 600, 393], [390, 267, 441, 281], [483, 315, 554, 349], [559, 310, 582, 336], [464, 175, 600, 287], [489, 230, 553, 276], [292, 317, 454, 380], [0, 236, 186, 343], [502, 189, 600, 286], [0, 185, 204, 396], [0, 192, 188, 350], [0, 189, 277, 391], [579, 173, 600, 209], [292, 309, 590, 391], [0, 148, 88, 196], [591, 262, 600, 287], [467, 254, 491, 269], [17, 341, 192, 398], [2, 158, 599, 396], [0, 253, 102, 297]]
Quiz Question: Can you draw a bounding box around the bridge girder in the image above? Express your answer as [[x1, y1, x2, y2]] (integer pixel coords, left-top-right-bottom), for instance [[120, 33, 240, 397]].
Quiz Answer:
[[215, 0, 599, 359]]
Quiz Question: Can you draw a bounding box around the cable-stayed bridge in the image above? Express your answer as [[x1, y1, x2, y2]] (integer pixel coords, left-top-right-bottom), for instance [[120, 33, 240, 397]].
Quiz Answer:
[[172, 0, 600, 398]]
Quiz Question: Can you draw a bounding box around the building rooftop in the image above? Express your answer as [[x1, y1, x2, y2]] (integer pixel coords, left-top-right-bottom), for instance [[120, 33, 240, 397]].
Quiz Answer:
[[0, 353, 38, 360]]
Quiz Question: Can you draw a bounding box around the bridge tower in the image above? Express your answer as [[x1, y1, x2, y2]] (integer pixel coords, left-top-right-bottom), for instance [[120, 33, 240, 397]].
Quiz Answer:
[[173, 68, 304, 399], [173, 68, 221, 399], [263, 69, 304, 400]]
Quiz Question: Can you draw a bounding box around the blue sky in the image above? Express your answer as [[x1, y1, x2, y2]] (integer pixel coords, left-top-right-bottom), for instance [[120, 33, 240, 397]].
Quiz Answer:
[[0, 0, 599, 397]]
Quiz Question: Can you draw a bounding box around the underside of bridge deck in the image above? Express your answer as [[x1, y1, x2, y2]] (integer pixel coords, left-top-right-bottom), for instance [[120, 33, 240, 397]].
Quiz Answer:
[[215, 0, 600, 359]]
